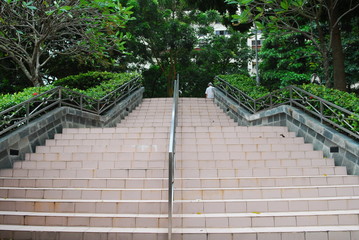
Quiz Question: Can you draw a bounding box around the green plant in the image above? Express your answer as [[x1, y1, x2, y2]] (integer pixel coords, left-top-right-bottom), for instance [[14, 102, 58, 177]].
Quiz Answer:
[[216, 74, 269, 99], [0, 72, 139, 113], [0, 85, 56, 112]]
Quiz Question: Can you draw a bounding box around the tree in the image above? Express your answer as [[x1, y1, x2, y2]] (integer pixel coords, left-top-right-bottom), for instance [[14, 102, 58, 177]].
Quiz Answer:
[[0, 0, 133, 87], [122, 0, 197, 96], [259, 30, 321, 89], [226, 0, 359, 91]]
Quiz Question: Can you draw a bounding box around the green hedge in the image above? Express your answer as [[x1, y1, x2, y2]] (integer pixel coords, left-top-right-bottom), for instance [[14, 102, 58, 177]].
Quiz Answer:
[[0, 85, 56, 112], [0, 72, 139, 113], [216, 74, 269, 99], [216, 74, 359, 113], [215, 74, 359, 133]]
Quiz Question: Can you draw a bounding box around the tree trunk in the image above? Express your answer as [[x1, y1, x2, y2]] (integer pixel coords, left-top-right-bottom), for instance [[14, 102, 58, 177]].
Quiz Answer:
[[330, 24, 346, 91], [316, 18, 332, 87], [327, 0, 347, 91]]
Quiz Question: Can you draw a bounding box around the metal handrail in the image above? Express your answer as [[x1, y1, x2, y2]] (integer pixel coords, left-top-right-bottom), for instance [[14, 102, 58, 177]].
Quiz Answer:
[[0, 76, 142, 137], [215, 76, 359, 140], [168, 75, 179, 240]]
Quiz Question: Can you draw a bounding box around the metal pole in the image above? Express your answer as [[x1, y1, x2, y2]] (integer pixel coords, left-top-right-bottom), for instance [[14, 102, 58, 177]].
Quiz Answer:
[[254, 24, 260, 86]]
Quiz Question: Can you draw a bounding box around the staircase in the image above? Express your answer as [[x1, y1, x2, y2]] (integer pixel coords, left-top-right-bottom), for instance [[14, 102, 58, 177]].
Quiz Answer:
[[0, 97, 358, 240]]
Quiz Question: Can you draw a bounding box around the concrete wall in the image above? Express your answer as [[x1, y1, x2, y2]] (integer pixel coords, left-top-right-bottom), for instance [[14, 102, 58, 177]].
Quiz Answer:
[[0, 87, 144, 169], [214, 89, 359, 175]]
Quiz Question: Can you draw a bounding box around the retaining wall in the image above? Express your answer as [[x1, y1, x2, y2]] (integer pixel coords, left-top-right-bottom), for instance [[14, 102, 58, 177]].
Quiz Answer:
[[214, 88, 359, 175], [0, 87, 144, 168]]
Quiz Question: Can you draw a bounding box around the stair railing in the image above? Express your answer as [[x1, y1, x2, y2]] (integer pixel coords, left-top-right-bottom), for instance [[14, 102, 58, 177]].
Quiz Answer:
[[215, 76, 359, 140], [168, 75, 179, 240], [0, 76, 142, 137]]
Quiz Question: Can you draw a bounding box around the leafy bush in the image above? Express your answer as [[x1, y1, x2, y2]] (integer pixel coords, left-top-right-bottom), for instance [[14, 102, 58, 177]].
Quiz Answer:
[[53, 71, 138, 90], [216, 74, 269, 99], [215, 74, 359, 134], [215, 74, 359, 114], [0, 72, 139, 113], [300, 84, 359, 113], [0, 85, 56, 112]]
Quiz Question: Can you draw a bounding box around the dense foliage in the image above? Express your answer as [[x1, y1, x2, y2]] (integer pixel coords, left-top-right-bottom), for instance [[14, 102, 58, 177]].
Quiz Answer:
[[217, 74, 359, 113], [0, 72, 138, 113], [0, 0, 133, 86], [216, 74, 268, 99], [259, 32, 320, 90], [216, 74, 359, 132]]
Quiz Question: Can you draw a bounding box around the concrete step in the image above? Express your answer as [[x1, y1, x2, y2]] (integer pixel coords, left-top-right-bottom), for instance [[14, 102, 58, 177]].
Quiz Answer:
[[177, 158, 335, 168], [0, 210, 358, 228], [1, 166, 346, 178], [0, 198, 168, 214], [0, 187, 167, 200], [1, 175, 358, 189], [54, 132, 169, 140], [1, 196, 359, 214], [62, 127, 170, 134], [0, 177, 167, 189], [0, 225, 358, 240], [178, 150, 325, 160], [45, 138, 168, 146], [1, 184, 358, 200], [175, 166, 347, 177], [0, 168, 168, 178], [24, 152, 167, 162], [35, 144, 168, 153]]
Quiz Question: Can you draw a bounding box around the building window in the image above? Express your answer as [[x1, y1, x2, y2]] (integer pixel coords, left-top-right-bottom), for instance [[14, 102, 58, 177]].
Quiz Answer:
[[215, 30, 229, 36]]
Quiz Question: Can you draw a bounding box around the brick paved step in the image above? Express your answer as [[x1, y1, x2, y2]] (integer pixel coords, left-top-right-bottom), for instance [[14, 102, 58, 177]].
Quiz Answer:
[[24, 152, 167, 162], [178, 150, 325, 160], [1, 185, 358, 200], [1, 175, 358, 189], [35, 144, 168, 153], [0, 225, 358, 240], [0, 177, 167, 188], [0, 210, 358, 228], [53, 132, 169, 140], [36, 143, 314, 154], [45, 138, 168, 146], [0, 198, 168, 214], [62, 127, 170, 134], [13, 159, 334, 170], [1, 196, 359, 214], [23, 150, 324, 162], [175, 166, 347, 177], [0, 187, 167, 200], [45, 137, 303, 146], [1, 166, 346, 178], [177, 158, 335, 168], [0, 168, 168, 178]]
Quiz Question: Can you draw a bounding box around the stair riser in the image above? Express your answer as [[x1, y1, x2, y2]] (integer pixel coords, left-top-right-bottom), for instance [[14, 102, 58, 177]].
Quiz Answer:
[[1, 214, 357, 228], [24, 151, 326, 162], [1, 198, 358, 214], [13, 159, 334, 170], [0, 167, 347, 178], [0, 201, 168, 214], [0, 178, 167, 189], [0, 229, 358, 240], [177, 159, 334, 168], [2, 186, 358, 200], [1, 175, 358, 188], [0, 169, 169, 178]]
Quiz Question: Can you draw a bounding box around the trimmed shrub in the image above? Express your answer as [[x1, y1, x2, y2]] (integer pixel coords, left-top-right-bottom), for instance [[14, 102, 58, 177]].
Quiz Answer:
[[0, 72, 139, 113], [216, 74, 269, 99]]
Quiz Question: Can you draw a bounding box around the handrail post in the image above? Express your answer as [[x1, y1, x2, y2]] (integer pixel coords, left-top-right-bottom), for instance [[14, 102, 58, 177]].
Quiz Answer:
[[168, 75, 179, 240]]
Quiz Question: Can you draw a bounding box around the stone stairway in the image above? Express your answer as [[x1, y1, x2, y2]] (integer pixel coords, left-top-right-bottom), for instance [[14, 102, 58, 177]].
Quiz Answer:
[[0, 98, 172, 240], [172, 98, 359, 239], [0, 97, 358, 240]]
